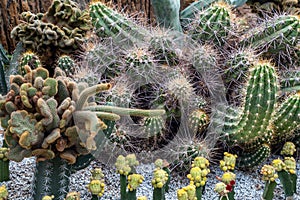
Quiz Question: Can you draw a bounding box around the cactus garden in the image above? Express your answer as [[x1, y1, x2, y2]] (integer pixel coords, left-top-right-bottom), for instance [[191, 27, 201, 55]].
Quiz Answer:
[[0, 0, 299, 199]]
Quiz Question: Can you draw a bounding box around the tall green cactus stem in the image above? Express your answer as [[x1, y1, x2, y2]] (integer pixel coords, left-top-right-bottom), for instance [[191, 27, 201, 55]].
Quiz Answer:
[[154, 159, 171, 193], [19, 51, 41, 75], [272, 92, 300, 142], [33, 157, 71, 200], [151, 0, 182, 32], [261, 165, 278, 200], [188, 2, 232, 45], [115, 154, 139, 200], [242, 15, 300, 54], [57, 55, 75, 77], [0, 148, 9, 181], [89, 2, 150, 43], [237, 144, 271, 168], [280, 70, 300, 92], [224, 62, 278, 151]]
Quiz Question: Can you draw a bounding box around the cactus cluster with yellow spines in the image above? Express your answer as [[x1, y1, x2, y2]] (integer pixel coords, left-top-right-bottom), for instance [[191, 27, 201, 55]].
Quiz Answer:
[[0, 185, 8, 200], [87, 168, 105, 197], [219, 152, 237, 172], [177, 184, 197, 200], [261, 165, 278, 182], [151, 168, 169, 189]]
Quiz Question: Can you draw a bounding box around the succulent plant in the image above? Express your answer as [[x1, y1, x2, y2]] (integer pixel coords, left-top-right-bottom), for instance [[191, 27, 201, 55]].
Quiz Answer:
[[0, 185, 8, 200], [11, 0, 92, 69]]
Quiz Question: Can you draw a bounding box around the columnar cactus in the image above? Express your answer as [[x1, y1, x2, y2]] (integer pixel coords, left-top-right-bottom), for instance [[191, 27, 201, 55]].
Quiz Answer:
[[152, 167, 169, 200], [187, 157, 210, 199], [151, 0, 182, 32]]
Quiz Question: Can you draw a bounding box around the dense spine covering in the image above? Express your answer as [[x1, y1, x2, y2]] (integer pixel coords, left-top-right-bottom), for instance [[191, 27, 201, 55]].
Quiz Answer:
[[19, 51, 41, 75], [188, 2, 232, 45], [242, 15, 300, 54], [280, 70, 300, 92], [89, 2, 150, 43], [57, 55, 75, 77]]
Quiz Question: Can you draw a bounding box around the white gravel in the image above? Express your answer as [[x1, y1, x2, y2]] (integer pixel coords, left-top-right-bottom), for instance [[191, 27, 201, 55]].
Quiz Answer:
[[1, 134, 300, 200], [0, 155, 299, 200]]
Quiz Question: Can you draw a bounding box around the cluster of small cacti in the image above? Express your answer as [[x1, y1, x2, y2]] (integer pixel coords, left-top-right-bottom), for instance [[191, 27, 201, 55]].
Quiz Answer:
[[214, 152, 237, 200], [176, 156, 210, 200], [115, 154, 144, 200], [261, 142, 297, 200]]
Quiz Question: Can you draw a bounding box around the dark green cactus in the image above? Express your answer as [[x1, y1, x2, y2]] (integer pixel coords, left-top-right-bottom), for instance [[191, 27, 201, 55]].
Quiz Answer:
[[188, 109, 209, 136], [272, 92, 300, 142], [0, 147, 9, 181], [0, 45, 9, 95], [151, 0, 182, 32], [237, 144, 271, 168], [188, 1, 232, 45]]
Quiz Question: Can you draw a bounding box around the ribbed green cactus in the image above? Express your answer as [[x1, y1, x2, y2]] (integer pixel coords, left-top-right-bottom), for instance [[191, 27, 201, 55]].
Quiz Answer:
[[57, 55, 75, 77], [188, 2, 232, 45], [19, 51, 41, 75], [224, 61, 278, 151], [188, 109, 209, 136], [242, 14, 300, 55], [237, 144, 271, 168], [89, 1, 150, 43], [272, 92, 300, 142]]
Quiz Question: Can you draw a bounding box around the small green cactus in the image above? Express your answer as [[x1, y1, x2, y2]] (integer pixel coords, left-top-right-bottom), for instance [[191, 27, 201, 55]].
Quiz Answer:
[[57, 55, 75, 77], [188, 109, 209, 136], [188, 1, 232, 45], [19, 51, 41, 75], [152, 168, 169, 200], [261, 165, 278, 200]]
